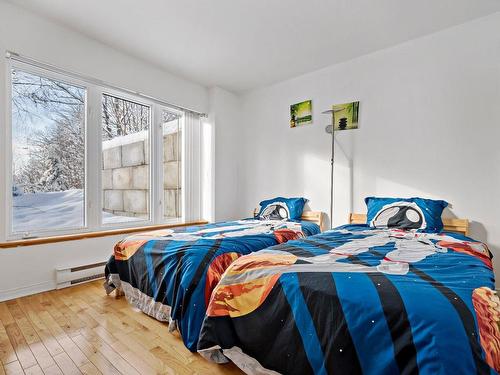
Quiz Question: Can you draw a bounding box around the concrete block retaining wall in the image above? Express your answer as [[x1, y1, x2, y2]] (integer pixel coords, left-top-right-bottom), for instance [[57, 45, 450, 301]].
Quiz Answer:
[[102, 131, 181, 219]]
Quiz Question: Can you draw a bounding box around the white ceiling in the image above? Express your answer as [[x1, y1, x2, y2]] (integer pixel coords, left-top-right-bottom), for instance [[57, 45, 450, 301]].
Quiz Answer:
[[7, 0, 500, 92]]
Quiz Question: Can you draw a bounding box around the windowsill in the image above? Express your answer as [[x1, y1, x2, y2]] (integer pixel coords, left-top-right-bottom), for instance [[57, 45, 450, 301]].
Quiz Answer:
[[0, 220, 208, 249]]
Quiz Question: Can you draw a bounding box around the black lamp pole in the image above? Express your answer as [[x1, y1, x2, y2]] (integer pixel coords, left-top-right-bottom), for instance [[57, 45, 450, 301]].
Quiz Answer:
[[322, 109, 338, 230], [329, 113, 335, 230]]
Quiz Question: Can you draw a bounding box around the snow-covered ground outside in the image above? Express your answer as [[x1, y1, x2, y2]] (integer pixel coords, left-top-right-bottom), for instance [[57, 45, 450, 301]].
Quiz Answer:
[[13, 189, 140, 233]]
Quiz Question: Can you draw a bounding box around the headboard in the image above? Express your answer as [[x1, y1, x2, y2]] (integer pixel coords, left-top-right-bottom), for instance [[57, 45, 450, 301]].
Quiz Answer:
[[348, 213, 469, 236], [253, 209, 325, 232]]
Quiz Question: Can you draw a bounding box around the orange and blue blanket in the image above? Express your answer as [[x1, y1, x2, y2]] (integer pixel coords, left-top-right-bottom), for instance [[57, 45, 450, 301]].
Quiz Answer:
[[104, 219, 320, 351], [198, 224, 500, 374]]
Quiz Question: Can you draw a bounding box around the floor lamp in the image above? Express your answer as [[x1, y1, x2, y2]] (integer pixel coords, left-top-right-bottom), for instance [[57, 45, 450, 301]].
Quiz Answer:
[[323, 102, 359, 229], [322, 109, 341, 229]]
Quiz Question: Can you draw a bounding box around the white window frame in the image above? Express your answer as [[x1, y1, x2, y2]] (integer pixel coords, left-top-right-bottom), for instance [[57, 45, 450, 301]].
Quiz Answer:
[[3, 58, 188, 241], [99, 88, 154, 229], [154, 105, 186, 225], [5, 60, 90, 239]]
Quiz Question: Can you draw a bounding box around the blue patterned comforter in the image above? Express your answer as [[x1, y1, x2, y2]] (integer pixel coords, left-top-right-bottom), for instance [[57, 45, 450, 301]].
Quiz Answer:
[[104, 219, 320, 351], [198, 225, 499, 374]]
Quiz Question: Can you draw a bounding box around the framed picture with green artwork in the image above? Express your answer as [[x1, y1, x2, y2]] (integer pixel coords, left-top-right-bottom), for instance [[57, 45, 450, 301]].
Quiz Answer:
[[332, 101, 359, 130], [290, 100, 312, 128]]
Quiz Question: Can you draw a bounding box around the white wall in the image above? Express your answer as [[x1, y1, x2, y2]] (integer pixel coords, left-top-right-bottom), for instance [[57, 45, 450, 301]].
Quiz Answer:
[[209, 87, 244, 221], [0, 236, 123, 301], [0, 1, 208, 113], [2, 1, 500, 299], [0, 1, 210, 301], [238, 13, 500, 278]]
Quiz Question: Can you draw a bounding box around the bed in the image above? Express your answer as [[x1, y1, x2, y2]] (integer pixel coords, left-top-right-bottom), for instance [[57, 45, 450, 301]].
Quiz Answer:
[[197, 214, 500, 374], [104, 212, 322, 351]]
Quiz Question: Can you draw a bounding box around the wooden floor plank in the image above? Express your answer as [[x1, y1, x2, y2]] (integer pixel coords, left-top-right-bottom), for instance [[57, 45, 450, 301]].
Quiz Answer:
[[3, 360, 23, 375], [0, 304, 15, 327], [78, 362, 101, 375], [5, 303, 24, 323], [56, 297, 98, 331], [34, 297, 80, 340], [102, 339, 155, 375], [27, 342, 55, 371], [71, 335, 120, 375], [34, 310, 88, 369], [12, 317, 38, 347], [0, 323, 18, 365], [74, 318, 154, 374], [14, 300, 64, 358], [1, 281, 242, 375], [5, 301, 56, 371], [52, 353, 82, 375], [23, 364, 43, 375], [45, 294, 87, 337], [4, 323, 37, 370], [42, 364, 63, 375], [67, 300, 129, 336], [77, 330, 139, 375], [110, 331, 175, 374]]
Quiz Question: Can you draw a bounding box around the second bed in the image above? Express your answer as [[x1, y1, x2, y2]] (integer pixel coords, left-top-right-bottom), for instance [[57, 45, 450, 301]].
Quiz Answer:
[[104, 211, 321, 351]]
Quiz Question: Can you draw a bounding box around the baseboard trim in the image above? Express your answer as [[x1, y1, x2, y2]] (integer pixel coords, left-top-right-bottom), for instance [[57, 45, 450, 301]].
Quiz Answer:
[[0, 281, 54, 302]]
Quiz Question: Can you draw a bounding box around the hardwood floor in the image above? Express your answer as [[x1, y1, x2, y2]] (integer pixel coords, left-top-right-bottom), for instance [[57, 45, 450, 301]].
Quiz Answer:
[[0, 281, 243, 375]]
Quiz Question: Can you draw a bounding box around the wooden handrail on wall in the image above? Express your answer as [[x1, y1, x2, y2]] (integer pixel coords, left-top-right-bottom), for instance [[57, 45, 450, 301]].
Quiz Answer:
[[0, 221, 208, 249]]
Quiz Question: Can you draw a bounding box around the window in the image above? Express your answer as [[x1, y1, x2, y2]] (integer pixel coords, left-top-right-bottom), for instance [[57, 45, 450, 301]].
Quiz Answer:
[[4, 57, 201, 240], [10, 68, 86, 235], [162, 109, 182, 221], [101, 94, 151, 225]]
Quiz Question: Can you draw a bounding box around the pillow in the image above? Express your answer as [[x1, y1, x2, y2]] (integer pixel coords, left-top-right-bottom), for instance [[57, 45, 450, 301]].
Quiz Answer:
[[365, 197, 448, 232], [258, 197, 307, 220]]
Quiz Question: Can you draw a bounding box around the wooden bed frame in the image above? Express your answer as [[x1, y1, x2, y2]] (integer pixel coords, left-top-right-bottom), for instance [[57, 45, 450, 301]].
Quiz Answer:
[[348, 213, 469, 236], [253, 209, 325, 232]]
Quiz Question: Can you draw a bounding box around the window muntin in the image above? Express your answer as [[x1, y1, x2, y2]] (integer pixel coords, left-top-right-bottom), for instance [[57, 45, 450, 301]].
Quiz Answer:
[[101, 93, 151, 225], [10, 68, 86, 235]]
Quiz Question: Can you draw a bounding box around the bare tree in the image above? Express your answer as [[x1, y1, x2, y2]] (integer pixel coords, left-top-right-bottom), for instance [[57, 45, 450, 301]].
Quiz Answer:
[[102, 94, 149, 140], [12, 70, 84, 125], [11, 69, 149, 194]]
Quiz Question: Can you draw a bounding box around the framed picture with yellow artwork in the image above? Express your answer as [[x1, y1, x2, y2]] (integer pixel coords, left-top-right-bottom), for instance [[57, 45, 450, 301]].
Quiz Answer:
[[290, 100, 312, 128]]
